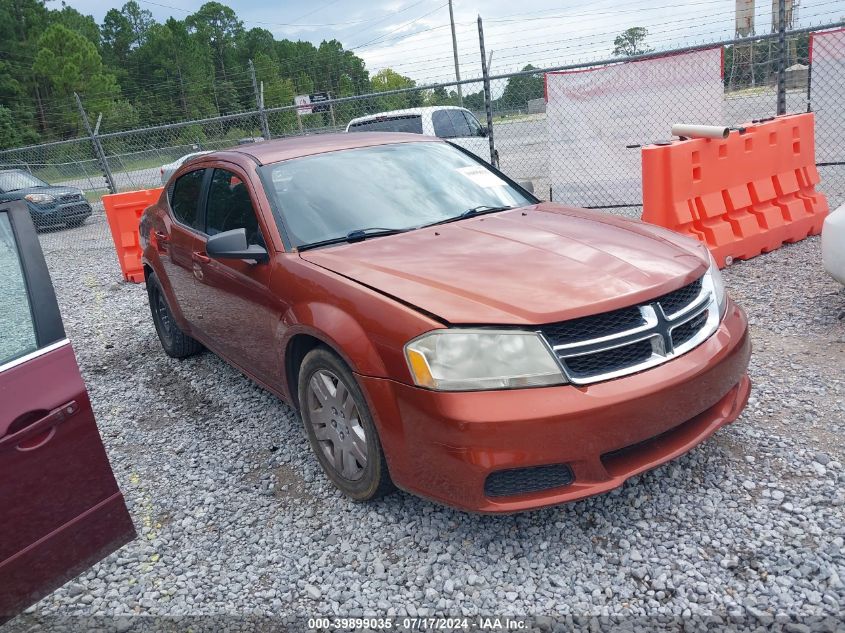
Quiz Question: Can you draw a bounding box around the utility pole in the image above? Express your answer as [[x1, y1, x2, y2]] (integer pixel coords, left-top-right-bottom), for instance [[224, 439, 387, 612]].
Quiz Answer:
[[249, 59, 271, 140], [776, 0, 786, 114], [449, 0, 463, 106]]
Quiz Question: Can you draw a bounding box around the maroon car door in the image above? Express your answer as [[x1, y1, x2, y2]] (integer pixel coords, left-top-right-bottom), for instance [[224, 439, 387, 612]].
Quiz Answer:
[[0, 201, 135, 623]]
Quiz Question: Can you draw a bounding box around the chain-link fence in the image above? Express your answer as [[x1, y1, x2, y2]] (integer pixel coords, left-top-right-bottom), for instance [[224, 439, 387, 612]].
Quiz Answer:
[[486, 25, 845, 211], [0, 22, 842, 270]]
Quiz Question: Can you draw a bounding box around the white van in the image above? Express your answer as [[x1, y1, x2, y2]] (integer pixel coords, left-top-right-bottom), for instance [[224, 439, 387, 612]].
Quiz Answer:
[[346, 106, 498, 167]]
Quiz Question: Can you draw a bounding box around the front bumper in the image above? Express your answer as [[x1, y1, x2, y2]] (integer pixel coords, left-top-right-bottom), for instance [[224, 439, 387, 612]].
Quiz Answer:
[[30, 200, 93, 227], [359, 299, 751, 513]]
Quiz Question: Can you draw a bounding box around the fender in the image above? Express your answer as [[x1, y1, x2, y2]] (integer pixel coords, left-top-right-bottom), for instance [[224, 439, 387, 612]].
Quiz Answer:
[[281, 302, 389, 378]]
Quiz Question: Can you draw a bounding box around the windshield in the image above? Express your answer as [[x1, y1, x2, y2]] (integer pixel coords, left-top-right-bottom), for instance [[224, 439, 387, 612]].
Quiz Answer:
[[260, 142, 534, 248], [0, 170, 48, 192]]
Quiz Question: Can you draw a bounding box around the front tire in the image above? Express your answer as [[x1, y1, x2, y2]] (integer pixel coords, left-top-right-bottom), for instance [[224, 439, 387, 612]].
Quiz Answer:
[[298, 347, 394, 501], [147, 271, 203, 358]]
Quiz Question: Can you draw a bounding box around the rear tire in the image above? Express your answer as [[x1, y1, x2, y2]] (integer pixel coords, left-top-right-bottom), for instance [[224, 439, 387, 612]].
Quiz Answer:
[[147, 272, 203, 358], [298, 347, 394, 502]]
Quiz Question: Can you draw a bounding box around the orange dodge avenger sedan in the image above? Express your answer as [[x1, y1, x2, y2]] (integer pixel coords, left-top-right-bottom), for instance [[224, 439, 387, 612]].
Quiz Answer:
[[140, 133, 751, 513]]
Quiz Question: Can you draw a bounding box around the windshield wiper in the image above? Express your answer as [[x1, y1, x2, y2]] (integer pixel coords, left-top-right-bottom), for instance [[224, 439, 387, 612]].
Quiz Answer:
[[418, 205, 513, 229], [297, 227, 408, 251]]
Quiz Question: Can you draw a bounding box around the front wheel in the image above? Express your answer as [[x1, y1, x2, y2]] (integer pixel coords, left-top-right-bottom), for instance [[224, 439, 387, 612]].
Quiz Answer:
[[298, 347, 394, 501]]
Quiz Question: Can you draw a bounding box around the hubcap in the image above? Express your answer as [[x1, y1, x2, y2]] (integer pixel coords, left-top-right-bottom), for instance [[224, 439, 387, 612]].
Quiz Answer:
[[306, 369, 367, 481]]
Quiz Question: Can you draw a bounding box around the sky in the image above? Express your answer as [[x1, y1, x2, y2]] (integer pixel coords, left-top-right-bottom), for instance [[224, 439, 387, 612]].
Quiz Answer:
[[63, 0, 845, 85]]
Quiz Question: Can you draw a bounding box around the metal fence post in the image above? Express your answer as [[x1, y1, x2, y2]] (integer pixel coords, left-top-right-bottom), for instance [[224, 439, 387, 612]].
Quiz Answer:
[[477, 15, 496, 166], [75, 93, 117, 194], [249, 59, 272, 140], [776, 0, 787, 115]]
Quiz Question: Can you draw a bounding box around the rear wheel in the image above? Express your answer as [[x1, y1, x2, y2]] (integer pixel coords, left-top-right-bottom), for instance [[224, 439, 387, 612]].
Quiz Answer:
[[298, 347, 394, 501], [147, 272, 203, 358]]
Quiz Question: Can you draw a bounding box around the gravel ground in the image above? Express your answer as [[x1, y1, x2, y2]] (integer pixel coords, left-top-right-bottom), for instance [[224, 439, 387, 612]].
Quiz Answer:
[[8, 211, 845, 631]]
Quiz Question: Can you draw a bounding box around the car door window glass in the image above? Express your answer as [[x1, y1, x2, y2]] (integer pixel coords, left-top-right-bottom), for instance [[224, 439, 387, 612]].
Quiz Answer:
[[169, 169, 205, 229], [432, 110, 457, 138], [0, 213, 38, 365], [463, 111, 484, 137], [450, 110, 472, 137], [206, 169, 264, 246]]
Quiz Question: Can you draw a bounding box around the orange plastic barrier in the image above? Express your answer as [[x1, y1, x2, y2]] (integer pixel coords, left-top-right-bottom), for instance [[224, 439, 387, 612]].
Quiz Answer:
[[641, 113, 829, 267], [102, 187, 163, 283]]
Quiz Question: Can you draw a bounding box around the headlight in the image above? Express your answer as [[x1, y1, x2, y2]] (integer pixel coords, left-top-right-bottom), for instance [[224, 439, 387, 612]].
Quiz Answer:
[[704, 252, 727, 317], [405, 329, 567, 391], [24, 193, 55, 205]]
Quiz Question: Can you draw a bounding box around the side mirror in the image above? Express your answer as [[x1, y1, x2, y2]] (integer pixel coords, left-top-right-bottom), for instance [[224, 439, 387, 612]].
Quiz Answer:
[[479, 125, 489, 137], [518, 180, 535, 194], [206, 228, 268, 263]]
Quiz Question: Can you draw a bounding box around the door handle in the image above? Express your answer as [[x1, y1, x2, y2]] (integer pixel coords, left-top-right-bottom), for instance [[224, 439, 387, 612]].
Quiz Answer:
[[192, 252, 211, 264], [0, 400, 79, 451], [154, 230, 170, 244]]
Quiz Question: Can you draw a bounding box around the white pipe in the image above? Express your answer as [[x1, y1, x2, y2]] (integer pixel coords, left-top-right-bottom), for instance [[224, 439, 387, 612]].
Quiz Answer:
[[671, 124, 730, 139]]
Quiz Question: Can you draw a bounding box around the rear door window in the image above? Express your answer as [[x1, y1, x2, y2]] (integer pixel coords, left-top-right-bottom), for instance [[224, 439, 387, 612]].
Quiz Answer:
[[169, 169, 206, 230], [348, 115, 423, 134], [0, 213, 37, 365]]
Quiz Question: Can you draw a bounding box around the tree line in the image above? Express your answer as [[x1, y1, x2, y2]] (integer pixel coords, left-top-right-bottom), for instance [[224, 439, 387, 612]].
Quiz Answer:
[[0, 0, 549, 151]]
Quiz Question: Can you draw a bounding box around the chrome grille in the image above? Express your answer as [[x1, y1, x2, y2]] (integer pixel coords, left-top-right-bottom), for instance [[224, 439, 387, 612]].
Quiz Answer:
[[539, 274, 719, 385]]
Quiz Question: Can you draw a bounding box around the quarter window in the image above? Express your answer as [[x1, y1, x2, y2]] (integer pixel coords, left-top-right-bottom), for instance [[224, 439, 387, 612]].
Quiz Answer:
[[206, 169, 263, 245], [169, 169, 205, 229], [0, 213, 38, 366]]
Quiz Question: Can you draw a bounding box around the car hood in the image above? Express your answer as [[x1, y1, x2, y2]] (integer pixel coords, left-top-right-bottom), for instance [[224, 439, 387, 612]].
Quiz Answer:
[[7, 185, 84, 200], [299, 203, 710, 325]]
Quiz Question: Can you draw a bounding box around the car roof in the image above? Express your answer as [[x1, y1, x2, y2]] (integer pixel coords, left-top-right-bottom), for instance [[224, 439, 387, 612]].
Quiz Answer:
[[347, 106, 468, 126], [207, 132, 442, 166]]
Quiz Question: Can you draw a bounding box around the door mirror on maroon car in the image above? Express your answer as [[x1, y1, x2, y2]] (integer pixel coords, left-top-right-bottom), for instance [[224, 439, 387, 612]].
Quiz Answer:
[[206, 228, 268, 263]]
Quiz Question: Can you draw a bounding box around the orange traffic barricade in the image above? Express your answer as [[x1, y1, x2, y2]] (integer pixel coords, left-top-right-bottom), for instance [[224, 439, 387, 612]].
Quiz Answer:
[[102, 187, 163, 283], [641, 113, 829, 267]]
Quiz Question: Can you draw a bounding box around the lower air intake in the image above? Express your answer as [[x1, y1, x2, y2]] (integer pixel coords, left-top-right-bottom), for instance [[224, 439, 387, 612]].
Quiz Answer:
[[484, 464, 574, 498]]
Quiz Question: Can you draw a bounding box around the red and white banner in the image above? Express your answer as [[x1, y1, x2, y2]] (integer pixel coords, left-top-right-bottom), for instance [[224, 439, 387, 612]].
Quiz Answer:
[[810, 28, 845, 165], [545, 48, 725, 207]]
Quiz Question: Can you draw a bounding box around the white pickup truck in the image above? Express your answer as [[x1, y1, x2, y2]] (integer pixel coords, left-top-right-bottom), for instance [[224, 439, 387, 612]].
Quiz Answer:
[[346, 106, 498, 168]]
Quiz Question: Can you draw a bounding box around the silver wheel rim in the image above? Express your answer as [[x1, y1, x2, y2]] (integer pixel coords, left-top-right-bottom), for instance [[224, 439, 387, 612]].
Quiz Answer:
[[306, 369, 368, 481]]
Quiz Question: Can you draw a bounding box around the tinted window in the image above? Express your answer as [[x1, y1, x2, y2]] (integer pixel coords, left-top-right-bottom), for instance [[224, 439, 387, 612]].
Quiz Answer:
[[206, 169, 263, 245], [348, 115, 423, 134], [260, 142, 533, 247], [463, 111, 484, 136], [0, 213, 38, 365], [170, 169, 205, 229], [432, 109, 471, 138], [0, 171, 48, 192]]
